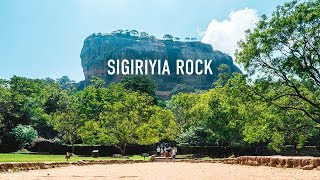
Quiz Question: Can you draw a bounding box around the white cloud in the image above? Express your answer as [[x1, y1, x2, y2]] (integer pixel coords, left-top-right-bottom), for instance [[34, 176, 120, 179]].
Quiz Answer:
[[201, 8, 259, 58]]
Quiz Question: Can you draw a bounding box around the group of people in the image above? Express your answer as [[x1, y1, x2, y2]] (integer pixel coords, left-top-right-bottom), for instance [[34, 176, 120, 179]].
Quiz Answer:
[[156, 143, 178, 161]]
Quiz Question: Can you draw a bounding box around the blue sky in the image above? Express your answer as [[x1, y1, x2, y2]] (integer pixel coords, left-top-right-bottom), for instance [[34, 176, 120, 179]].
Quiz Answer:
[[0, 0, 290, 82]]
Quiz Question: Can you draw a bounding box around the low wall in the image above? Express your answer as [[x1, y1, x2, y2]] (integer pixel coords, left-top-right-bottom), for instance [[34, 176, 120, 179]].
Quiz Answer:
[[178, 146, 320, 157], [2, 157, 319, 173], [1, 142, 320, 158], [223, 156, 320, 170], [27, 143, 154, 156], [0, 160, 146, 172]]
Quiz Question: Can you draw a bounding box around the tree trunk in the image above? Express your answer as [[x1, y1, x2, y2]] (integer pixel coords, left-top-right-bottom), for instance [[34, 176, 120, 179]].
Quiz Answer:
[[119, 144, 127, 155], [71, 143, 75, 154]]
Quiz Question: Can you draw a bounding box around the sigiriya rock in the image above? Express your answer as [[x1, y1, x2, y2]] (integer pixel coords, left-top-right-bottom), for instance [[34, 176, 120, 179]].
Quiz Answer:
[[80, 30, 241, 96]]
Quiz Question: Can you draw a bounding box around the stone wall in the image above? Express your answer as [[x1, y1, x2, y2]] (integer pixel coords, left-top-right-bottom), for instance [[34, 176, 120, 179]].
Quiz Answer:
[[223, 156, 320, 170], [0, 160, 146, 172]]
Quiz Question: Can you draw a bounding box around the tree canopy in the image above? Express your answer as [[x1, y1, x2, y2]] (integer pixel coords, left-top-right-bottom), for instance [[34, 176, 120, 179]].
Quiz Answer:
[[236, 0, 320, 123]]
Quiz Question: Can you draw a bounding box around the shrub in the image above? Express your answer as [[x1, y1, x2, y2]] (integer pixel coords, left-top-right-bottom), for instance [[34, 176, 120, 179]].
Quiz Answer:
[[11, 124, 38, 149]]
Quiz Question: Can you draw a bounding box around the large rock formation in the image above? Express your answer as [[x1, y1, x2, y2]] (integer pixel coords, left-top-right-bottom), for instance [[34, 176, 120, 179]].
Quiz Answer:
[[80, 32, 241, 92]]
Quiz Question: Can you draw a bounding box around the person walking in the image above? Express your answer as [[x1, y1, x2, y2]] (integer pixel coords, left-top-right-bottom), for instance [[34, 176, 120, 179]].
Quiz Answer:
[[164, 144, 171, 162], [156, 146, 161, 157], [171, 146, 177, 162], [160, 145, 164, 156]]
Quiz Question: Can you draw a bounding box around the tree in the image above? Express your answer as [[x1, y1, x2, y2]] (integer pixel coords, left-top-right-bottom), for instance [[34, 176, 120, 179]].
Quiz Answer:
[[236, 0, 320, 123], [78, 91, 177, 155], [140, 32, 149, 38], [216, 73, 318, 150], [170, 84, 195, 96], [170, 85, 244, 147], [11, 124, 38, 149], [0, 80, 12, 143], [204, 88, 244, 147], [114, 29, 124, 35], [44, 90, 70, 114], [5, 76, 62, 139], [90, 76, 105, 88], [130, 30, 139, 37], [74, 83, 125, 121], [149, 35, 157, 41], [124, 29, 130, 37], [163, 34, 173, 40], [170, 73, 319, 149], [56, 76, 76, 92], [53, 108, 83, 154], [214, 64, 231, 88], [177, 125, 216, 146], [120, 75, 157, 100], [170, 93, 198, 126]]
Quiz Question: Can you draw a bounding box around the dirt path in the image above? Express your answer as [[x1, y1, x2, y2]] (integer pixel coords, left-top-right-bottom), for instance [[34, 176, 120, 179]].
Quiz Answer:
[[1, 162, 319, 180]]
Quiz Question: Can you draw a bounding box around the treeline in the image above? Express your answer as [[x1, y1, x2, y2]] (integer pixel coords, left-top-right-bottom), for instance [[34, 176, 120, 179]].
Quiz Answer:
[[0, 0, 319, 155], [174, 0, 320, 151], [0, 75, 177, 154], [94, 29, 198, 42]]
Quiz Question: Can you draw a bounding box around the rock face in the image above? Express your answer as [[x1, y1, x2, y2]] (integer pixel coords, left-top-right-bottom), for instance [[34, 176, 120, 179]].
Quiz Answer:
[[80, 33, 241, 92]]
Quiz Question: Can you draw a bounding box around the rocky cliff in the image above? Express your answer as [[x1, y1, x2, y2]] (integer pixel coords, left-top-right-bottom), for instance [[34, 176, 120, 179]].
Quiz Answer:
[[80, 32, 241, 92]]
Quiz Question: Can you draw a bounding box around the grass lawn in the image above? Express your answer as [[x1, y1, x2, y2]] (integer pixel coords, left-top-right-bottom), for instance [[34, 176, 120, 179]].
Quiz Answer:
[[0, 153, 150, 163]]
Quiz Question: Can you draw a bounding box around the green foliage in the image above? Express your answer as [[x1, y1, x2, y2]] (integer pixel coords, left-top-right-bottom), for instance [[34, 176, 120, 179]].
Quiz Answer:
[[44, 93, 69, 115], [171, 88, 243, 147], [56, 76, 76, 92], [0, 80, 12, 141], [171, 72, 319, 150], [205, 89, 244, 147], [75, 83, 126, 120], [170, 93, 198, 126], [11, 124, 38, 148], [170, 84, 195, 96], [214, 64, 231, 88], [53, 104, 84, 153], [221, 74, 319, 150], [89, 76, 105, 88], [177, 126, 216, 146], [78, 87, 178, 154], [156, 100, 167, 108], [236, 0, 320, 123], [2, 0, 320, 154], [3, 76, 64, 139], [120, 75, 157, 100]]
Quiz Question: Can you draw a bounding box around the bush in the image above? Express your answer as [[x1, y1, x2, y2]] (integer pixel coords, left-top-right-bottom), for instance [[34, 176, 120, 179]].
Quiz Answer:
[[177, 126, 216, 146], [11, 124, 38, 149]]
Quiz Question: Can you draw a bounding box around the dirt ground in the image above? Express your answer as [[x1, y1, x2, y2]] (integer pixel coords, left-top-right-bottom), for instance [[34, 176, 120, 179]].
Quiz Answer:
[[1, 162, 319, 180]]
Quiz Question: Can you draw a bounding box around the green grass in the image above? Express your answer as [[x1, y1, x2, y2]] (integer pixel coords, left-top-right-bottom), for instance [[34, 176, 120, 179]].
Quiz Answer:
[[0, 153, 150, 163], [201, 156, 217, 160]]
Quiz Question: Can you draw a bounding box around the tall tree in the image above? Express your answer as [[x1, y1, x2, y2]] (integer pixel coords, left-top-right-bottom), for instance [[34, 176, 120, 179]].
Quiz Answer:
[[78, 90, 177, 155], [53, 109, 83, 154], [0, 80, 12, 142], [236, 0, 320, 123], [120, 75, 157, 101]]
